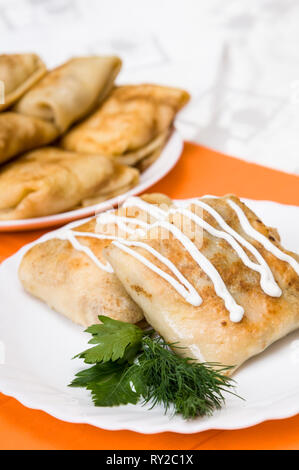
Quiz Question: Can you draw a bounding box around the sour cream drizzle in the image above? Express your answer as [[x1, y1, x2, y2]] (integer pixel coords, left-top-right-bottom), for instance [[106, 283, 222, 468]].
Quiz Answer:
[[105, 199, 244, 321], [176, 200, 282, 297], [55, 230, 114, 273], [122, 196, 167, 219], [113, 239, 202, 306], [51, 195, 298, 323], [138, 218, 244, 322], [227, 199, 299, 277], [98, 213, 149, 236]]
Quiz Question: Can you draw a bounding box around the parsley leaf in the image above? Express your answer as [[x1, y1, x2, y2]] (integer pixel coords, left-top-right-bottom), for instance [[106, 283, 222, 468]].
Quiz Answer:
[[70, 361, 143, 406], [70, 362, 121, 387], [75, 315, 143, 364]]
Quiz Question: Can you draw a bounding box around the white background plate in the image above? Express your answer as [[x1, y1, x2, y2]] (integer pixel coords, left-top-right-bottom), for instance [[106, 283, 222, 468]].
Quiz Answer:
[[0, 130, 183, 232], [0, 199, 298, 434]]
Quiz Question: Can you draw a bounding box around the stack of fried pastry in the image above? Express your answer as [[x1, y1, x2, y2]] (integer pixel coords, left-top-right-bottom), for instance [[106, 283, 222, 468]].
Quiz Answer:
[[19, 193, 299, 374], [0, 53, 189, 219]]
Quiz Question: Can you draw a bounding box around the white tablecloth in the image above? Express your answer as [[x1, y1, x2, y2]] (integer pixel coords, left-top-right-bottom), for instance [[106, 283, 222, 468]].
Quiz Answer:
[[1, 0, 299, 174]]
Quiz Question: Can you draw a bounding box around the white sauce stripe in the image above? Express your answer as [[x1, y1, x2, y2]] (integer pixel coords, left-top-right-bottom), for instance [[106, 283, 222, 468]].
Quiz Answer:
[[53, 197, 166, 277], [112, 240, 202, 306], [122, 196, 167, 220], [149, 219, 244, 322], [227, 199, 299, 277], [98, 214, 150, 228], [103, 201, 244, 321], [56, 230, 114, 273], [174, 203, 282, 297], [54, 197, 169, 276], [97, 213, 149, 236]]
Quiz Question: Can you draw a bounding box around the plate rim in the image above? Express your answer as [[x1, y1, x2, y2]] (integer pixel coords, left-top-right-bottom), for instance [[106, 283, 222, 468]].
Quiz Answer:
[[0, 360, 298, 434]]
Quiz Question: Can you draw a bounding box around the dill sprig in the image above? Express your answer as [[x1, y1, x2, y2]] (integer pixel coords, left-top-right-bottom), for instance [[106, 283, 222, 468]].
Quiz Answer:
[[131, 336, 238, 419], [70, 316, 242, 419]]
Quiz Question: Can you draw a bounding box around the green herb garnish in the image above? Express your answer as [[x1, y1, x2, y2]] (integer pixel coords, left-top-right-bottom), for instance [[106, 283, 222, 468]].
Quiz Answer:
[[70, 315, 241, 419], [75, 317, 143, 364]]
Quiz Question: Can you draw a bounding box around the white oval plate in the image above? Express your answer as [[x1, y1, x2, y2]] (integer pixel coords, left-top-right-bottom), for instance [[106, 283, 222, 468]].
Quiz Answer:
[[0, 130, 183, 232], [0, 199, 298, 434]]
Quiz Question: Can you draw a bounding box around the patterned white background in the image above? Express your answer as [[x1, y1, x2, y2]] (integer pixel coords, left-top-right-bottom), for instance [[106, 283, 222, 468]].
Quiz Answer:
[[1, 0, 299, 174]]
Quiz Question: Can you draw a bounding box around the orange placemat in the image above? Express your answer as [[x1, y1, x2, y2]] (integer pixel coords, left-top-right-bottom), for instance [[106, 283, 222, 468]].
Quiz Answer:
[[0, 142, 298, 450]]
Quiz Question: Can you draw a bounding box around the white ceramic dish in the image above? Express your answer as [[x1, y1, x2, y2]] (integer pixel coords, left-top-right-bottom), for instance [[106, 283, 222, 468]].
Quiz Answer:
[[0, 199, 298, 434], [0, 129, 183, 232]]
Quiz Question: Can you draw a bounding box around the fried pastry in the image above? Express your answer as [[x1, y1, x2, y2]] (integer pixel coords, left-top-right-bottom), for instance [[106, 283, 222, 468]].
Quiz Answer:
[[15, 56, 121, 133], [61, 84, 189, 164], [81, 163, 139, 207], [18, 194, 171, 326], [105, 195, 299, 374], [0, 147, 136, 220], [0, 112, 59, 164], [0, 53, 46, 111]]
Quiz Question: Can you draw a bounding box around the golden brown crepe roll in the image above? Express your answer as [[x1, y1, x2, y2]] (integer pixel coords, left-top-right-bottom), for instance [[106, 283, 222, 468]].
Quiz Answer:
[[15, 56, 122, 133], [0, 112, 59, 164], [0, 147, 135, 220], [0, 53, 46, 111], [18, 223, 144, 326], [115, 131, 169, 166], [18, 194, 171, 326], [81, 163, 139, 207], [61, 84, 189, 164], [135, 142, 165, 172], [104, 195, 299, 374]]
